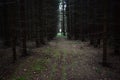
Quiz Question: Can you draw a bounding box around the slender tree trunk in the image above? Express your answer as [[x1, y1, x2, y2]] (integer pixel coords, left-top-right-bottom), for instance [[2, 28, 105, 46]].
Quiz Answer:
[[36, 39, 40, 47], [12, 37, 17, 63], [62, 0, 66, 36], [19, 0, 27, 56], [114, 45, 119, 55], [3, 1, 11, 47], [102, 3, 108, 65], [102, 24, 107, 66], [21, 31, 27, 56], [96, 38, 101, 48]]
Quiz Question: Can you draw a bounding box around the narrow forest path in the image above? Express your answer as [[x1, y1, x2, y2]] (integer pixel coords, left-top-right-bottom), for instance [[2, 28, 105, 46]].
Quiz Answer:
[[9, 38, 120, 80]]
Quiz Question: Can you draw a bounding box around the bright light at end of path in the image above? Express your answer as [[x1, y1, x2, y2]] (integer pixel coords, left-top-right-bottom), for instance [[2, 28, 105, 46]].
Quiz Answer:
[[59, 29, 62, 32]]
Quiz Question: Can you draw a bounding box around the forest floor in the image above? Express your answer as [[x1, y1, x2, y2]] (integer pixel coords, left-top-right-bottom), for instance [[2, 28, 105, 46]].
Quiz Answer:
[[1, 37, 120, 80]]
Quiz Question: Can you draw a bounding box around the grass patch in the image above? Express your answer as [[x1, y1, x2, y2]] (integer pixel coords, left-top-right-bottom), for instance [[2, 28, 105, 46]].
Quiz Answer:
[[56, 33, 67, 38], [53, 49, 60, 58], [33, 64, 46, 71], [32, 59, 47, 72], [41, 47, 52, 59], [44, 47, 52, 54], [50, 62, 57, 80]]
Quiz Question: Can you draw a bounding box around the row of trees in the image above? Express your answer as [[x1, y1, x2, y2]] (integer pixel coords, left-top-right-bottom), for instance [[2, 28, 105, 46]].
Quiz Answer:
[[66, 0, 120, 66], [0, 0, 59, 62]]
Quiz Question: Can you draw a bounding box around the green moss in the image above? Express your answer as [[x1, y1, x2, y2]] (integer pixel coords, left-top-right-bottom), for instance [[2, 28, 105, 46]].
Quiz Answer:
[[33, 64, 46, 71], [32, 59, 46, 72]]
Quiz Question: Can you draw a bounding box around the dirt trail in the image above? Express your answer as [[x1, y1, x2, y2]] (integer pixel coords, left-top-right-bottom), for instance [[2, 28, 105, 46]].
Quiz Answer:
[[8, 37, 120, 80]]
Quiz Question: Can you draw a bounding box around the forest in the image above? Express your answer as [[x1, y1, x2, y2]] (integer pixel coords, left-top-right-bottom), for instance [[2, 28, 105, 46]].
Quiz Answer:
[[0, 0, 120, 80]]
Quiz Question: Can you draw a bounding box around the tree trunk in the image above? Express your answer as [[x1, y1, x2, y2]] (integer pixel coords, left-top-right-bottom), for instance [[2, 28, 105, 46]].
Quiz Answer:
[[12, 37, 17, 63], [102, 11, 108, 66], [62, 0, 66, 36]]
